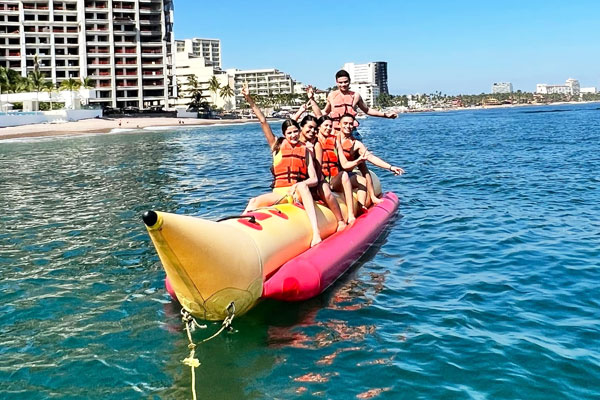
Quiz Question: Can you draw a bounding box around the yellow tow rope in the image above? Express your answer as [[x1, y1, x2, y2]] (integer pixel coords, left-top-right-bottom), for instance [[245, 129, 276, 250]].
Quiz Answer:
[[180, 302, 235, 400]]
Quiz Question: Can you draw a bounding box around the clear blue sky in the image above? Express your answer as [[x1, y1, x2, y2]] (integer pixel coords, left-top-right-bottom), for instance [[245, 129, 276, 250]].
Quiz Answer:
[[174, 0, 600, 95]]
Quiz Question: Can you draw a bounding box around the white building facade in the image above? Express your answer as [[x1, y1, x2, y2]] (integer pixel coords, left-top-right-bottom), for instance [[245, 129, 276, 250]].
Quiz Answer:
[[492, 82, 513, 94], [342, 61, 388, 95], [0, 0, 176, 110], [173, 39, 233, 111], [536, 78, 580, 95], [175, 38, 221, 68], [230, 68, 296, 108], [350, 82, 380, 108]]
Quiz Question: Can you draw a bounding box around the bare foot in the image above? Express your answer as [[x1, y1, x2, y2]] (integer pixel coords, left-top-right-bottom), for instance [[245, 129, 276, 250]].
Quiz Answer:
[[310, 236, 322, 247], [336, 220, 347, 232], [347, 217, 356, 226], [371, 195, 384, 205]]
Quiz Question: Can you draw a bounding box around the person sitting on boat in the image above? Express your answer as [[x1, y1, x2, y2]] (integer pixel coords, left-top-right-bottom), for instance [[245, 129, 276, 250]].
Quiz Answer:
[[337, 113, 404, 210], [293, 113, 347, 231], [241, 83, 323, 247], [307, 74, 395, 207], [315, 115, 364, 225]]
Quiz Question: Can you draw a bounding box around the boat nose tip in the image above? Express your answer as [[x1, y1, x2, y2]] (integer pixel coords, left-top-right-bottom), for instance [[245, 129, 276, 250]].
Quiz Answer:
[[142, 210, 158, 227]]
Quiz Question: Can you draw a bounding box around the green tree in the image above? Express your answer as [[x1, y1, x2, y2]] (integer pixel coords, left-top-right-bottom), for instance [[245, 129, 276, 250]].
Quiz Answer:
[[59, 78, 81, 109], [185, 75, 204, 111], [207, 75, 220, 108], [376, 93, 394, 108], [219, 84, 234, 110], [43, 82, 57, 110], [28, 70, 47, 106]]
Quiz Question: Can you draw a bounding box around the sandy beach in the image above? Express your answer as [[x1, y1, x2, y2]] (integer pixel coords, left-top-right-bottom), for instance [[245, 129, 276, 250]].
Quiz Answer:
[[0, 117, 258, 141]]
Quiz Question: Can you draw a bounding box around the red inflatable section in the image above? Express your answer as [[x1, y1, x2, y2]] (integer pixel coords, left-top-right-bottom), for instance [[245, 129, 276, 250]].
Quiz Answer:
[[261, 192, 399, 301]]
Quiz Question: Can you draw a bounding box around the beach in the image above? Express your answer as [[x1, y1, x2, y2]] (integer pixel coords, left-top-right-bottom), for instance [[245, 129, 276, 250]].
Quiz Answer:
[[0, 117, 257, 141]]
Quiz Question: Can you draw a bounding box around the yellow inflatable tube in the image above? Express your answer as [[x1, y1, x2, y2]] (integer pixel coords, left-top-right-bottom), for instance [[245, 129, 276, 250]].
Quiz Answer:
[[143, 173, 381, 320]]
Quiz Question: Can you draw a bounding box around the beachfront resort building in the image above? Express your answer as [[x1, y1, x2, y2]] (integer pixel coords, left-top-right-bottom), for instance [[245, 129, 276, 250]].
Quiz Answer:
[[172, 38, 233, 111], [492, 82, 513, 94], [536, 78, 580, 95], [229, 68, 297, 108], [342, 61, 389, 95], [0, 0, 175, 110], [175, 38, 221, 68], [580, 87, 597, 94]]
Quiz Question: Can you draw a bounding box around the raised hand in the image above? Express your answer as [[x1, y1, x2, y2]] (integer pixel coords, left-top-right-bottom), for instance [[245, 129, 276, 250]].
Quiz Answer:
[[241, 81, 250, 99]]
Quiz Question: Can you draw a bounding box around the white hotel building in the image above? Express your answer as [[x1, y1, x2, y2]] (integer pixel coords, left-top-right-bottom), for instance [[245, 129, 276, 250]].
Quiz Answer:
[[0, 0, 175, 110], [492, 82, 513, 94], [536, 78, 580, 95], [173, 38, 233, 110], [230, 68, 296, 108], [342, 61, 388, 107]]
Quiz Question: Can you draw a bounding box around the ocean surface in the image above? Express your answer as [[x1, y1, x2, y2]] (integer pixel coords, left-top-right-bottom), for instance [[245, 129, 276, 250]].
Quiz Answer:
[[1, 103, 599, 399]]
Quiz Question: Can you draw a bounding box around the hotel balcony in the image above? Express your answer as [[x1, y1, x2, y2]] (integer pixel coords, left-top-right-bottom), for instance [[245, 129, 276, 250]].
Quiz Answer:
[[116, 70, 138, 77], [116, 81, 139, 88], [88, 59, 111, 66], [0, 4, 20, 13], [115, 59, 138, 65], [139, 7, 161, 13]]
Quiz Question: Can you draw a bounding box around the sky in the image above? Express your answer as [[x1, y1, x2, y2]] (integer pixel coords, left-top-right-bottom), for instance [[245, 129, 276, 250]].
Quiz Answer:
[[173, 0, 600, 95]]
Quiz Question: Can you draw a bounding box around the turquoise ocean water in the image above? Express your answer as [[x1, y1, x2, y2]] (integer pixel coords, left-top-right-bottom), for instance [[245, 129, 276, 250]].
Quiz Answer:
[[1, 103, 599, 399]]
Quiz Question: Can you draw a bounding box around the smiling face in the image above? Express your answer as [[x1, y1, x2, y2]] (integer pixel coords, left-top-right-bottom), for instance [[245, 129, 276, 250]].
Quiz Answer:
[[336, 76, 351, 93], [284, 124, 300, 144], [340, 116, 355, 136], [301, 120, 317, 142], [319, 119, 333, 137]]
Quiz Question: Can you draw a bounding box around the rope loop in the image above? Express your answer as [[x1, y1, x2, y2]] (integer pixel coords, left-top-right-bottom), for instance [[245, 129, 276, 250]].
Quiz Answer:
[[180, 302, 236, 400]]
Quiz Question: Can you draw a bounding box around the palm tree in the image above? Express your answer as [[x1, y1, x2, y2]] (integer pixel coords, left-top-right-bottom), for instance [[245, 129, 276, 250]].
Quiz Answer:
[[219, 84, 234, 111], [0, 67, 8, 111], [185, 75, 204, 111], [59, 78, 81, 109], [28, 70, 47, 108], [79, 76, 95, 106], [43, 82, 57, 110], [207, 75, 220, 108]]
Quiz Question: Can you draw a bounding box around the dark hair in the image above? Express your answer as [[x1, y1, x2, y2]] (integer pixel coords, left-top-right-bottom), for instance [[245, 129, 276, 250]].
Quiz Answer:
[[281, 118, 300, 134], [300, 115, 318, 127], [335, 69, 350, 80], [273, 119, 300, 153], [317, 115, 332, 126], [340, 113, 355, 120]]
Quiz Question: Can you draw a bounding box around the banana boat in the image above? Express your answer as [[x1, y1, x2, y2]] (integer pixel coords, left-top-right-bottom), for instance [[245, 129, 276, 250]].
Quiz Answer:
[[142, 175, 399, 320]]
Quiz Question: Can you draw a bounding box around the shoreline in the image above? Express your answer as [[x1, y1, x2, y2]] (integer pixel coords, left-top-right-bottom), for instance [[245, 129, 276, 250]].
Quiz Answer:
[[0, 117, 260, 141], [2, 100, 598, 141]]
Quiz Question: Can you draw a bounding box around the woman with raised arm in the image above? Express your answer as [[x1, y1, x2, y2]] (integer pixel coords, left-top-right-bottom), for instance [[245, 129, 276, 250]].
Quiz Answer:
[[241, 83, 323, 247], [336, 113, 404, 211]]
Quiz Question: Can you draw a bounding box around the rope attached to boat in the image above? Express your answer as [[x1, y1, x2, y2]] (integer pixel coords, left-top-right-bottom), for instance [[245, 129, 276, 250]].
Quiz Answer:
[[181, 302, 236, 400]]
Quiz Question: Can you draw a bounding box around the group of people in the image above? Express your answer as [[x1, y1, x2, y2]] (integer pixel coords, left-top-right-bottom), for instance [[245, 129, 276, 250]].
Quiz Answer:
[[242, 69, 404, 247]]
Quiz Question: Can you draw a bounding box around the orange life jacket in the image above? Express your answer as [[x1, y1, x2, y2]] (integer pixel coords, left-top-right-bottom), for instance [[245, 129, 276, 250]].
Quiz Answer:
[[329, 90, 358, 130], [318, 135, 340, 178], [271, 140, 308, 188], [340, 136, 356, 162]]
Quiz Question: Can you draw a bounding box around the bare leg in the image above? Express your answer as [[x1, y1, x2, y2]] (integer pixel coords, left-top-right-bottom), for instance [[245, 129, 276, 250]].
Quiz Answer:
[[243, 192, 283, 214], [350, 174, 368, 213], [358, 163, 382, 207], [295, 182, 322, 247], [331, 172, 355, 224], [318, 182, 346, 232]]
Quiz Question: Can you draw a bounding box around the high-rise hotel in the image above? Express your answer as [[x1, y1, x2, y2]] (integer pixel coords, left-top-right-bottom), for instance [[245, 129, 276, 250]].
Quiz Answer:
[[0, 0, 175, 109]]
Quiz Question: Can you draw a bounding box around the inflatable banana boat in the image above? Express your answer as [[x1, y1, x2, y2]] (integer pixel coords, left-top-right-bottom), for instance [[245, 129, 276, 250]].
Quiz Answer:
[[143, 177, 399, 320]]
